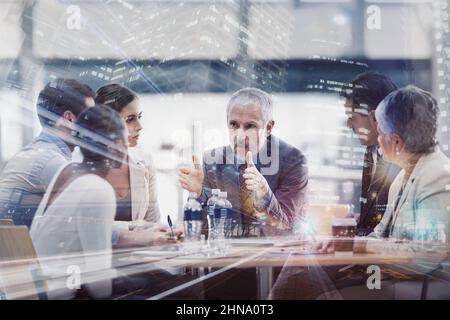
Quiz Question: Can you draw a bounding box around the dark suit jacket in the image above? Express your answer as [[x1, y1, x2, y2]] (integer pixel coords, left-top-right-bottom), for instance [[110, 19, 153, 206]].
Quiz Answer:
[[358, 147, 400, 236], [198, 135, 308, 236]]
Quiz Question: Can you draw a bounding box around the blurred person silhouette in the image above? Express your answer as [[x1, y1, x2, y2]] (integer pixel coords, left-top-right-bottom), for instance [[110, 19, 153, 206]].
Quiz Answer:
[[341, 71, 400, 236], [271, 72, 402, 300], [0, 79, 95, 227], [30, 105, 177, 300], [310, 86, 450, 299]]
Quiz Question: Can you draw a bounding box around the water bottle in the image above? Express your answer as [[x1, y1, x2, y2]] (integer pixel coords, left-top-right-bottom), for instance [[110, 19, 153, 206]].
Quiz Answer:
[[213, 192, 226, 240], [183, 192, 203, 241], [214, 191, 233, 239], [222, 192, 233, 239], [207, 189, 220, 240]]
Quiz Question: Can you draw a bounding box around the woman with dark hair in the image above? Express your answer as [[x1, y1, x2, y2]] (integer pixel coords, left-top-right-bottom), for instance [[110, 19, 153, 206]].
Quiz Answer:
[[95, 84, 161, 237], [30, 105, 171, 299]]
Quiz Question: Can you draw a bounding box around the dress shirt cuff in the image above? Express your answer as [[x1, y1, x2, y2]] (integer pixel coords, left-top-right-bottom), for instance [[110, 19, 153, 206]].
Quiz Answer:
[[264, 189, 274, 209], [264, 188, 277, 212], [254, 188, 273, 212], [263, 189, 293, 228]]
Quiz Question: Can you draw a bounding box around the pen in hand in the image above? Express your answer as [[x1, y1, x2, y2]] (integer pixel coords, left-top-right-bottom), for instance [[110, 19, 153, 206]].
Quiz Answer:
[[167, 215, 175, 239]]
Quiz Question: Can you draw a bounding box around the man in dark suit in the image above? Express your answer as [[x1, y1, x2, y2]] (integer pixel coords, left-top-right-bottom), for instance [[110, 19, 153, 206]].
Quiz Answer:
[[341, 71, 400, 236], [177, 87, 308, 299], [270, 71, 401, 300], [178, 87, 308, 237]]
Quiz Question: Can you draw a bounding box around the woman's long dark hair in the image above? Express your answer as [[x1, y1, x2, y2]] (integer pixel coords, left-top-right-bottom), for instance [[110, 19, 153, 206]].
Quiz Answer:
[[95, 83, 138, 113]]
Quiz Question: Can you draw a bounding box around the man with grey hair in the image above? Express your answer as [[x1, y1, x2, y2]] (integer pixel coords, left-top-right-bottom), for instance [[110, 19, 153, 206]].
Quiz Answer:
[[178, 87, 308, 238], [178, 87, 308, 299]]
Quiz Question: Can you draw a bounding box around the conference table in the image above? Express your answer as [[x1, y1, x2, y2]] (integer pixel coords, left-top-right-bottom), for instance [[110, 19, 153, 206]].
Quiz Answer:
[[1, 236, 447, 300], [113, 236, 432, 299]]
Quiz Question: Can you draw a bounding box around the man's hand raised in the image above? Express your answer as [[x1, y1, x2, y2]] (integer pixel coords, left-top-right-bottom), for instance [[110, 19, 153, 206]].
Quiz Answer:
[[177, 154, 204, 197], [242, 151, 270, 200]]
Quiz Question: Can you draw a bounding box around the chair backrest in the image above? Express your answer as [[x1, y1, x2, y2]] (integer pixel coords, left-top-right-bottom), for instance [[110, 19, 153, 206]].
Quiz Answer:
[[0, 219, 14, 226], [0, 226, 43, 300], [306, 204, 350, 236]]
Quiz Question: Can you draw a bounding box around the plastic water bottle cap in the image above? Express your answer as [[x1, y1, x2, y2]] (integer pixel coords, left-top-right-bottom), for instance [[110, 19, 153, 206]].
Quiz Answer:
[[188, 192, 197, 198], [212, 189, 220, 195], [219, 191, 227, 198]]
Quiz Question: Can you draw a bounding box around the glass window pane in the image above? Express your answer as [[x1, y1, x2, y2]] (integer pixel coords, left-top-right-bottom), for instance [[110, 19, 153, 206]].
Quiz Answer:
[[0, 1, 25, 58], [33, 0, 240, 59], [248, 2, 356, 59], [365, 3, 433, 59]]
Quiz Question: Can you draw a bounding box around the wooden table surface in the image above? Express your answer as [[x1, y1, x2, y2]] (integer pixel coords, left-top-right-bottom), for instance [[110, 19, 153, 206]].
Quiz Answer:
[[1, 236, 447, 299], [116, 237, 420, 269]]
